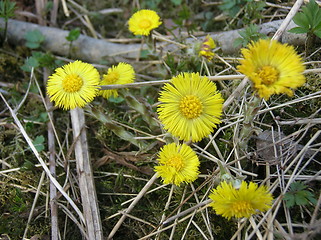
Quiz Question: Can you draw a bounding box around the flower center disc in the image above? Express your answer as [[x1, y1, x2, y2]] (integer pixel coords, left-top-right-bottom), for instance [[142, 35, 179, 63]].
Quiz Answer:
[[139, 19, 152, 29], [104, 71, 120, 84], [168, 155, 184, 171], [258, 65, 279, 85], [62, 74, 83, 93], [232, 200, 252, 214], [179, 95, 203, 119]]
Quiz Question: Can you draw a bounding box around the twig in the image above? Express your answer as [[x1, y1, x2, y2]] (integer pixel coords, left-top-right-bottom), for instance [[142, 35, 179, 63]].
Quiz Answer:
[[23, 171, 46, 239], [278, 118, 321, 125], [162, 199, 212, 225], [70, 107, 104, 240], [272, 0, 304, 41], [44, 67, 59, 240], [0, 92, 86, 225], [107, 173, 159, 239], [100, 74, 244, 90]]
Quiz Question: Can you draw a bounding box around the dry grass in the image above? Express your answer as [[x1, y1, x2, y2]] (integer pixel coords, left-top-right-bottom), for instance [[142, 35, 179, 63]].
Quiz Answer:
[[0, 0, 320, 239]]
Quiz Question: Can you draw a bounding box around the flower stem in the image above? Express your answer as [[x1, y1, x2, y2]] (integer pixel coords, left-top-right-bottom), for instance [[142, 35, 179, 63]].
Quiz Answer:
[[238, 95, 262, 154]]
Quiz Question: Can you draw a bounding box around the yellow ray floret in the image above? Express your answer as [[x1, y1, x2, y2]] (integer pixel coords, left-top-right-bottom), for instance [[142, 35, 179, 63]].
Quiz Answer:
[[157, 72, 224, 142], [154, 143, 200, 186], [128, 9, 162, 36], [99, 62, 135, 99], [238, 39, 305, 100], [47, 60, 100, 110], [209, 181, 273, 219]]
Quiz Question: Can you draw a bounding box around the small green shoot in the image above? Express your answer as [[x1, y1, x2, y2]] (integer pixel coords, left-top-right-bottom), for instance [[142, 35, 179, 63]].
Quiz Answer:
[[219, 0, 246, 17], [234, 24, 267, 47], [283, 181, 317, 208], [242, 1, 265, 25], [21, 56, 39, 72], [65, 28, 81, 61], [21, 51, 58, 72], [66, 28, 81, 42], [289, 0, 321, 38], [0, 0, 15, 21], [0, 0, 16, 45], [24, 29, 45, 49]]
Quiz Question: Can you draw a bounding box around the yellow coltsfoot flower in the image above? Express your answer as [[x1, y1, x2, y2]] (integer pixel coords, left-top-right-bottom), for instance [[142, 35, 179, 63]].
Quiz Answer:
[[154, 143, 200, 186], [238, 39, 305, 100], [99, 62, 135, 99], [47, 60, 100, 110], [199, 34, 216, 61], [209, 181, 273, 219], [157, 72, 224, 142], [128, 9, 162, 36]]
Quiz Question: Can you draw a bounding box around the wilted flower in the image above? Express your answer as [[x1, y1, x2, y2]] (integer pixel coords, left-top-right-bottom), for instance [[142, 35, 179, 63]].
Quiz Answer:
[[199, 35, 216, 60]]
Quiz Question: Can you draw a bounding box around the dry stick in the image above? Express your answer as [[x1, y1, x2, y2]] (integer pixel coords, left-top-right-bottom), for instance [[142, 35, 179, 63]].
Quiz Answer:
[[162, 199, 212, 225], [70, 108, 103, 240], [100, 74, 244, 90], [310, 191, 321, 225], [22, 171, 46, 239], [155, 185, 175, 240], [50, 0, 59, 25], [271, 0, 304, 41], [138, 205, 210, 240], [107, 173, 159, 239], [44, 67, 59, 240], [246, 133, 321, 240], [169, 187, 187, 240], [0, 92, 85, 224]]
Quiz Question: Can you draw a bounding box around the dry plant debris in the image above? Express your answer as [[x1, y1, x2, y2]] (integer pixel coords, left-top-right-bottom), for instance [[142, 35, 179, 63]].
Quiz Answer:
[[0, 0, 320, 240]]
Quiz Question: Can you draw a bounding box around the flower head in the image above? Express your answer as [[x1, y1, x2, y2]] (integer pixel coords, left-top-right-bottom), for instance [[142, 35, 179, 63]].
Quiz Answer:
[[157, 72, 224, 142], [47, 60, 100, 110], [154, 143, 200, 186], [199, 35, 216, 60], [209, 181, 273, 219], [237, 39, 305, 100], [99, 62, 135, 99], [128, 9, 162, 36]]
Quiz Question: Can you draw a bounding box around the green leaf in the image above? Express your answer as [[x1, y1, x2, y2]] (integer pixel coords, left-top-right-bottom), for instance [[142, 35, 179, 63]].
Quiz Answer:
[[293, 12, 310, 29], [140, 49, 150, 59], [295, 192, 309, 206], [108, 96, 125, 103], [66, 28, 81, 42], [288, 27, 309, 34], [24, 30, 45, 49], [0, 0, 16, 21], [21, 160, 35, 171], [314, 29, 321, 38], [284, 181, 317, 208], [21, 56, 39, 72], [233, 38, 244, 48], [291, 0, 321, 36], [170, 0, 182, 6], [32, 135, 45, 152], [283, 194, 295, 208]]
